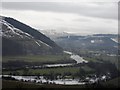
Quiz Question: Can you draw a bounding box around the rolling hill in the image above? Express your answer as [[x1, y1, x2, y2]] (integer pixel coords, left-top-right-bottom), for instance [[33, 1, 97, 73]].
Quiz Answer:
[[53, 34, 118, 54]]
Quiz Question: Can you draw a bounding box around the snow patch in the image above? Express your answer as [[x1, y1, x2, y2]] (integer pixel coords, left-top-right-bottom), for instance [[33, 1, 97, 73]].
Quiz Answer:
[[70, 55, 88, 64], [24, 32, 34, 38], [111, 38, 118, 43], [91, 40, 95, 43], [35, 41, 41, 47], [1, 20, 35, 39], [38, 40, 52, 48], [63, 51, 72, 55], [45, 63, 73, 68]]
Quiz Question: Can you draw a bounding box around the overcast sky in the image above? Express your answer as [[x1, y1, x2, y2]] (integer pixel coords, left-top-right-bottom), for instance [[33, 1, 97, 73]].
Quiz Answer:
[[1, 2, 118, 35]]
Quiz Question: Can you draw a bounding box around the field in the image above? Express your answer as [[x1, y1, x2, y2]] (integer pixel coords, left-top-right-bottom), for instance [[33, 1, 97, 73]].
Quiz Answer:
[[81, 53, 119, 70], [102, 77, 120, 87], [3, 65, 95, 76], [2, 52, 119, 88], [3, 54, 71, 63], [2, 78, 119, 89], [3, 67, 79, 75], [2, 80, 86, 89]]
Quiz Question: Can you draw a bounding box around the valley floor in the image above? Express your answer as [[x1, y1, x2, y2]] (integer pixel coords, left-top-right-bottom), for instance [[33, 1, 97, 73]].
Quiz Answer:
[[2, 51, 120, 89]]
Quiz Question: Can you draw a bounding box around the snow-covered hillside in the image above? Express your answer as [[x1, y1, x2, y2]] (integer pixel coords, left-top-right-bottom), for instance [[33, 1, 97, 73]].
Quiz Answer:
[[1, 16, 62, 55]]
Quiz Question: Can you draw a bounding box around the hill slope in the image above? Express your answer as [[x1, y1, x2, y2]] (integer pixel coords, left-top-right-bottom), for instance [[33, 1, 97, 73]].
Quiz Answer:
[[54, 34, 118, 54], [1, 16, 62, 56]]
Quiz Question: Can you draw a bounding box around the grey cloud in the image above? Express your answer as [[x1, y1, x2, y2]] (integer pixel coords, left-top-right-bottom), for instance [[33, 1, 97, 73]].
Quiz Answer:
[[2, 2, 117, 20]]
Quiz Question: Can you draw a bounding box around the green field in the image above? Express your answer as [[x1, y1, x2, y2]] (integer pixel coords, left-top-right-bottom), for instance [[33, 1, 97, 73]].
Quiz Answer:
[[83, 55, 119, 70], [96, 55, 119, 70], [3, 54, 72, 63], [83, 57, 101, 63], [3, 67, 80, 75], [3, 65, 95, 76]]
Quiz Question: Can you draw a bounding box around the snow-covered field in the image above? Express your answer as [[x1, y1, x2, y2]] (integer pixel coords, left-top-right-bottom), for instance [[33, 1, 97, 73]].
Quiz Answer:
[[64, 51, 88, 64], [1, 75, 108, 85]]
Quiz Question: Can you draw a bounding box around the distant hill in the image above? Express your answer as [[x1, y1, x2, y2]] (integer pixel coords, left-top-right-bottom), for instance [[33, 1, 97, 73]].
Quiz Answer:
[[1, 16, 63, 56], [54, 34, 118, 54]]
